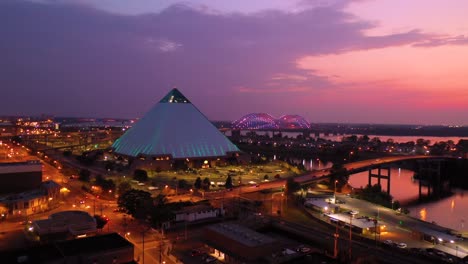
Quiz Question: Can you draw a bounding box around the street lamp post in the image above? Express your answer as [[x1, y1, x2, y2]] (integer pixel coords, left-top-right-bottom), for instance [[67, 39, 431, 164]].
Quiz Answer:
[[333, 220, 339, 258], [374, 219, 378, 247], [334, 180, 338, 202]]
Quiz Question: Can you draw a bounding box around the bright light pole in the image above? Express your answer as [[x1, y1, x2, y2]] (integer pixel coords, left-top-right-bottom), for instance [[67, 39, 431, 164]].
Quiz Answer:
[[334, 180, 338, 202], [333, 220, 339, 258]]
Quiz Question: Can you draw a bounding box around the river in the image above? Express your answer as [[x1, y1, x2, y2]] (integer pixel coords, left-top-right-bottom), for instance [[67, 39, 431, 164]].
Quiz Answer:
[[227, 130, 468, 144], [348, 168, 468, 232]]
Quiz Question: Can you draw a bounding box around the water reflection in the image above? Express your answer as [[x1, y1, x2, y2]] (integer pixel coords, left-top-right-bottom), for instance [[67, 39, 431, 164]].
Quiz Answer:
[[348, 168, 420, 203], [291, 158, 333, 171], [419, 208, 427, 221], [409, 190, 468, 232], [349, 168, 468, 231]]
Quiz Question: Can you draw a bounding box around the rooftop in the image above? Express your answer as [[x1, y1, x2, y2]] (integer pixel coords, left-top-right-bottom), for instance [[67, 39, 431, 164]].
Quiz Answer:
[[0, 160, 41, 167], [112, 88, 239, 159], [328, 213, 378, 229], [0, 233, 133, 263], [33, 210, 96, 236], [174, 204, 216, 214], [207, 223, 275, 247], [56, 232, 133, 256]]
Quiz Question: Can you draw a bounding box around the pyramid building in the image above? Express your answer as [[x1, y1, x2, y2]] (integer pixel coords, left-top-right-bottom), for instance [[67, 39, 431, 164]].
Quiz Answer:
[[112, 89, 239, 168]]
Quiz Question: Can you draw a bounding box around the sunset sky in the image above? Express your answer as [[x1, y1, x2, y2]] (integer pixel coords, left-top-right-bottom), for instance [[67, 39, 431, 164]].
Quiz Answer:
[[2, 0, 468, 125]]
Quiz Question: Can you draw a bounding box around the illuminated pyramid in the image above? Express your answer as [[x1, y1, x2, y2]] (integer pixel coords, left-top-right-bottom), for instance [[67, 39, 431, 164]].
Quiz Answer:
[[112, 88, 239, 159]]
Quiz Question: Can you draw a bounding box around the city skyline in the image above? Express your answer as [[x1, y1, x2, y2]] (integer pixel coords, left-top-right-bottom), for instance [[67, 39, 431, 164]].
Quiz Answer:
[[2, 0, 468, 125]]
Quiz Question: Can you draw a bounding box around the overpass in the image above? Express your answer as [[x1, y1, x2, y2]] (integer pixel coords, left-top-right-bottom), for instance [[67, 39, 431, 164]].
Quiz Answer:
[[342, 155, 455, 173]]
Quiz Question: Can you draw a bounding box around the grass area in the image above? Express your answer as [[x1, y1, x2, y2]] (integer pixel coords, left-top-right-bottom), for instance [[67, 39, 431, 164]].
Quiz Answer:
[[87, 161, 301, 197]]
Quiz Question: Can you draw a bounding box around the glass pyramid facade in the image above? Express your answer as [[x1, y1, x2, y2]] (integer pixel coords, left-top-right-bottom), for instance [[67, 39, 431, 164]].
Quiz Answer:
[[112, 89, 239, 159]]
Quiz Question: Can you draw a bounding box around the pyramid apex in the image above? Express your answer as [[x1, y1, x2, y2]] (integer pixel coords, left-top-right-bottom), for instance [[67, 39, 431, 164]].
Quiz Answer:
[[160, 88, 191, 103]]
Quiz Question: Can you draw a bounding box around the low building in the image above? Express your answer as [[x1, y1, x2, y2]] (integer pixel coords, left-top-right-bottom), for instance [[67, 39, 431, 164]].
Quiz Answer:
[[0, 160, 42, 194], [174, 204, 222, 223], [201, 223, 279, 263], [0, 180, 60, 218], [327, 213, 383, 235], [0, 233, 135, 264], [31, 210, 97, 242], [304, 198, 338, 213]]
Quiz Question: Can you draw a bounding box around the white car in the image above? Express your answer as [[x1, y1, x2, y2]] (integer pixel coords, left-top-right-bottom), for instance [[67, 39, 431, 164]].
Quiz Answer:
[[397, 243, 407, 249], [349, 210, 359, 216], [384, 239, 393, 245]]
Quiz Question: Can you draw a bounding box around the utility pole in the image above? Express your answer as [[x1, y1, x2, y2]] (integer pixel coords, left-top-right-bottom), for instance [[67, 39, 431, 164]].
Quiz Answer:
[[333, 220, 339, 258], [349, 215, 353, 261], [142, 231, 145, 264], [159, 231, 164, 264], [374, 219, 378, 247], [185, 215, 188, 240]]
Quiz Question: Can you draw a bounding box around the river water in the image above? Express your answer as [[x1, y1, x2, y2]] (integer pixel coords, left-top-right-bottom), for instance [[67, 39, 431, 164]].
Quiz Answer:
[[230, 130, 468, 144], [348, 168, 468, 232]]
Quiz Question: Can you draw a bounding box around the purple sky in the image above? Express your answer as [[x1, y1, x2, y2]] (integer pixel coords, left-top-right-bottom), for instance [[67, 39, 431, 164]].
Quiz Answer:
[[1, 0, 468, 125]]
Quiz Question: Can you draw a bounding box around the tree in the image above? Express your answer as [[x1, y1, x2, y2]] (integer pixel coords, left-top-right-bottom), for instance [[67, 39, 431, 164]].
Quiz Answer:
[[133, 169, 148, 182], [194, 177, 202, 189], [79, 169, 91, 182], [358, 135, 370, 143], [117, 181, 132, 196], [117, 189, 152, 219], [329, 164, 349, 190], [154, 194, 168, 207], [178, 179, 189, 189], [285, 177, 300, 195], [202, 177, 211, 191], [150, 204, 174, 228], [225, 175, 233, 189], [95, 175, 116, 193]]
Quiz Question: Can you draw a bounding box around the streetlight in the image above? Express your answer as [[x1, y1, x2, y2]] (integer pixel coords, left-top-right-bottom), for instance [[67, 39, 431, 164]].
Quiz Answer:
[[334, 180, 338, 203], [333, 219, 339, 259]]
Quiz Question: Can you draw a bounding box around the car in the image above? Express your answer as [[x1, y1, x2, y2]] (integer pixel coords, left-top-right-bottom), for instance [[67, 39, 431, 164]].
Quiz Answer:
[[348, 210, 359, 216], [397, 243, 407, 248], [191, 249, 203, 256], [205, 256, 217, 263], [384, 239, 393, 246], [300, 247, 311, 253], [19, 220, 32, 225], [201, 253, 216, 263], [113, 208, 125, 213]]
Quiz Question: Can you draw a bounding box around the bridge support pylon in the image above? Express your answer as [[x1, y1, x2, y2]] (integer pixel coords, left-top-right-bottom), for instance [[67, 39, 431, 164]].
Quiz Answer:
[[368, 167, 391, 195]]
